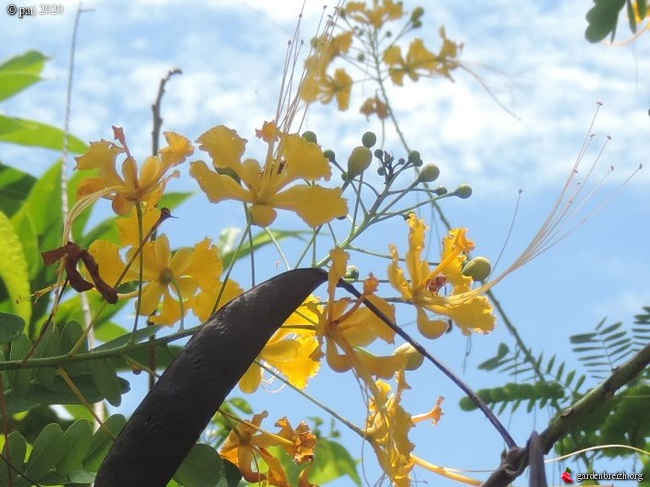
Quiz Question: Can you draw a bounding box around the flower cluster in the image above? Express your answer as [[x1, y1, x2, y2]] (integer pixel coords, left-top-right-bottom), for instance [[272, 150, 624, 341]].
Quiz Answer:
[[300, 0, 463, 119], [190, 123, 348, 227]]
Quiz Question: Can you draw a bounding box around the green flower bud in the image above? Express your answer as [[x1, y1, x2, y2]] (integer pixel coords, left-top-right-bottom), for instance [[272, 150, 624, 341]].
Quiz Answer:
[[323, 149, 336, 162], [347, 146, 373, 178], [344, 265, 359, 281], [302, 131, 318, 144], [361, 131, 377, 148], [357, 53, 366, 62], [393, 343, 424, 370], [435, 186, 448, 196], [455, 184, 472, 199], [411, 6, 424, 21], [407, 150, 421, 163], [418, 163, 440, 182], [462, 256, 492, 281]]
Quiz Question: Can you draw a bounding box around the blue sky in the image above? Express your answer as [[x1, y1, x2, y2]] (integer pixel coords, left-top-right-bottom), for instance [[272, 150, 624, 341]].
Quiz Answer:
[[2, 1, 650, 486]]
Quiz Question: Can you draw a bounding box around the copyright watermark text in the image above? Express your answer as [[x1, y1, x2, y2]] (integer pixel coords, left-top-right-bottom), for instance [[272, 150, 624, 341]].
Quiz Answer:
[[6, 4, 64, 18]]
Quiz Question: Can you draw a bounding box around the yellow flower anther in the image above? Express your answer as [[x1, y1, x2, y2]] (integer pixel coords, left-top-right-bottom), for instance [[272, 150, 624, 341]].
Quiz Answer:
[[462, 256, 492, 282]]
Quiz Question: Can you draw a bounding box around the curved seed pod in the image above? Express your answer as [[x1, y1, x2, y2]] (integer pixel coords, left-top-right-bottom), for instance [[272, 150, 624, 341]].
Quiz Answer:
[[94, 268, 328, 487]]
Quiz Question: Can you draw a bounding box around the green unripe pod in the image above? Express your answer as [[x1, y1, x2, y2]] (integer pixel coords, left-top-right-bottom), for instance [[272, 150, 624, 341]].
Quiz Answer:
[[302, 131, 318, 144], [393, 343, 424, 370], [417, 163, 440, 183], [347, 146, 373, 178], [455, 184, 473, 199], [361, 131, 377, 148], [462, 256, 492, 281]]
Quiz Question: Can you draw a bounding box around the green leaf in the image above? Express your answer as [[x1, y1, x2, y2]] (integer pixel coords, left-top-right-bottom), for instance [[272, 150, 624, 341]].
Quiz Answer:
[[56, 419, 94, 476], [0, 210, 31, 322], [310, 437, 361, 486], [4, 375, 130, 415], [215, 459, 242, 487], [173, 443, 223, 487], [24, 423, 65, 479], [0, 312, 25, 342], [158, 191, 194, 210], [0, 431, 27, 485], [0, 163, 36, 217], [585, 0, 626, 43], [627, 0, 638, 32], [0, 116, 88, 153], [8, 333, 34, 393], [570, 333, 597, 344], [88, 358, 123, 407], [82, 414, 127, 472], [478, 342, 510, 371], [0, 51, 48, 101], [93, 325, 159, 352]]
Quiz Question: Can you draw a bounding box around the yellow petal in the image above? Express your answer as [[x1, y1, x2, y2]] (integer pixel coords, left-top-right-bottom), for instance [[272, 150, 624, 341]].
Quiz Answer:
[[196, 125, 247, 171], [139, 282, 165, 316], [190, 160, 252, 204], [265, 335, 320, 390], [160, 131, 194, 167], [75, 140, 124, 182], [239, 362, 263, 393], [250, 204, 277, 227], [281, 134, 332, 183], [271, 184, 347, 227], [117, 206, 161, 248], [416, 307, 448, 339], [87, 240, 128, 287]]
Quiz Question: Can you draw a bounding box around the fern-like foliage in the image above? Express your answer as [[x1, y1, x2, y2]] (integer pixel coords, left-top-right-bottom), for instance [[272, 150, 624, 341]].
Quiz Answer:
[[464, 308, 650, 473], [463, 342, 588, 415], [570, 318, 640, 380]]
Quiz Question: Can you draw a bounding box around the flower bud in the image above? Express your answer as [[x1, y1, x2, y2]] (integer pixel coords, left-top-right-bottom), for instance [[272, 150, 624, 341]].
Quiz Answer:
[[393, 343, 424, 370], [361, 131, 377, 148], [347, 146, 373, 178], [344, 265, 359, 282], [411, 6, 424, 21], [455, 184, 472, 199], [323, 149, 336, 162], [302, 131, 317, 144], [407, 150, 421, 163], [462, 256, 492, 281], [417, 163, 440, 182]]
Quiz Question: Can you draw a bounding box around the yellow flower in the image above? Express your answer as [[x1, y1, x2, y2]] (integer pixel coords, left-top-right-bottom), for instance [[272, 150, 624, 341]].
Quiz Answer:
[[302, 68, 353, 111], [308, 249, 404, 379], [75, 129, 193, 215], [383, 39, 437, 86], [220, 411, 290, 487], [89, 215, 236, 326], [388, 214, 495, 337], [364, 372, 414, 487], [190, 124, 348, 227], [344, 0, 404, 29]]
